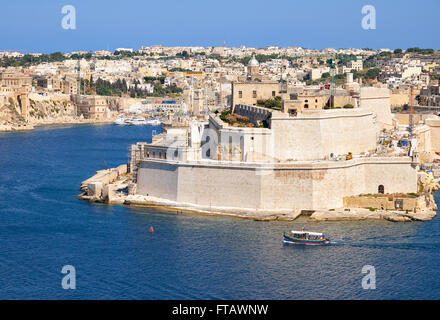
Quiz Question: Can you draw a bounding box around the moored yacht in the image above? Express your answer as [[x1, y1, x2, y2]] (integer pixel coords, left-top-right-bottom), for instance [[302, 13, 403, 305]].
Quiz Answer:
[[114, 116, 129, 125], [146, 119, 161, 126], [130, 117, 148, 125]]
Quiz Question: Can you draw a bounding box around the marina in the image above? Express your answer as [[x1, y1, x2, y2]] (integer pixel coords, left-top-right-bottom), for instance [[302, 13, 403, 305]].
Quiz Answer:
[[114, 115, 162, 126]]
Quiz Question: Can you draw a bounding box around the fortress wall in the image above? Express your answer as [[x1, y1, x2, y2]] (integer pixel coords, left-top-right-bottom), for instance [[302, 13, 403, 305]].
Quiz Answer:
[[426, 118, 440, 153], [234, 104, 271, 125], [271, 110, 377, 161], [137, 161, 179, 201], [360, 87, 393, 127], [259, 164, 367, 210], [177, 165, 262, 209], [28, 93, 71, 102], [137, 158, 417, 212], [311, 165, 367, 209], [362, 160, 418, 195], [259, 168, 315, 210], [390, 91, 409, 108]]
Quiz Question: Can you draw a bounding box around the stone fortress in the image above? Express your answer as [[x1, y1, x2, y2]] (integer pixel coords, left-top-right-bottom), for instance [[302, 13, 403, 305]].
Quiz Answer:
[[126, 58, 438, 218]]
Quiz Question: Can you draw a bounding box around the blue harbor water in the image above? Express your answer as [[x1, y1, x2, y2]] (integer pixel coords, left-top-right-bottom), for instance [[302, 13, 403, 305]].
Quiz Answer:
[[0, 124, 440, 300]]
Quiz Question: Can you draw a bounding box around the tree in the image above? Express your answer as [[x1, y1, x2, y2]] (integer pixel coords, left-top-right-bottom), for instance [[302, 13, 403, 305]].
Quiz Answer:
[[379, 51, 392, 58], [394, 48, 403, 54], [365, 68, 381, 79], [406, 47, 434, 55], [258, 96, 282, 110], [96, 87, 112, 96]]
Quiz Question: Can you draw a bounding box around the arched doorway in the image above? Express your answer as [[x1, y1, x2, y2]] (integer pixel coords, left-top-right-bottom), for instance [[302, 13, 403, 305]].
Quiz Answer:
[[378, 185, 385, 194]]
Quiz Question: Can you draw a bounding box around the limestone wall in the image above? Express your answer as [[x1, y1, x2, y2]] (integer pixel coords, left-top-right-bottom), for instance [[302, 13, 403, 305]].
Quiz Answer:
[[393, 113, 431, 126], [233, 104, 271, 125], [137, 161, 179, 201], [390, 91, 409, 108], [232, 81, 279, 106], [360, 87, 393, 127], [270, 109, 377, 161], [136, 157, 417, 211], [343, 196, 417, 211], [426, 117, 440, 153]]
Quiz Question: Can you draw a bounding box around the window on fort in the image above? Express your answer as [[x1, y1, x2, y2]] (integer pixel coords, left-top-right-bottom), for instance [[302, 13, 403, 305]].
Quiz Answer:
[[272, 91, 276, 97], [378, 185, 385, 194], [174, 150, 178, 158], [253, 90, 257, 98], [238, 91, 242, 98], [206, 149, 211, 157], [304, 104, 309, 109]]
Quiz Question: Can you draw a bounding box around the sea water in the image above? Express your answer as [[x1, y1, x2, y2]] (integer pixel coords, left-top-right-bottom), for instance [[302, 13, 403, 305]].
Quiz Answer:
[[0, 124, 439, 299]]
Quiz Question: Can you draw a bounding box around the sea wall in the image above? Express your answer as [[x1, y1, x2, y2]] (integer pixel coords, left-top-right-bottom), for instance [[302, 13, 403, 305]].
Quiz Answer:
[[136, 157, 417, 212], [81, 164, 128, 197]]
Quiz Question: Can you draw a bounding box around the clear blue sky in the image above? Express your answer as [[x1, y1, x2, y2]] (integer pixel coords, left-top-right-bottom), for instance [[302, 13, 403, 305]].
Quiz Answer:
[[0, 0, 438, 53]]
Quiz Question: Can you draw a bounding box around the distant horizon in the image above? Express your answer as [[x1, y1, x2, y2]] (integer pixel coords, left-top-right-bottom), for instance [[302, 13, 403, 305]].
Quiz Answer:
[[0, 0, 438, 54], [1, 45, 438, 55]]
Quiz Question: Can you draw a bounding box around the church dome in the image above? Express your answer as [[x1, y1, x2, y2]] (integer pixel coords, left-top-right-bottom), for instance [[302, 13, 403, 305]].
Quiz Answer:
[[248, 56, 259, 66]]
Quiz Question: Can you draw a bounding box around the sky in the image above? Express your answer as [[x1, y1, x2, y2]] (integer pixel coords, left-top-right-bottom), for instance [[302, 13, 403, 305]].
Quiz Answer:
[[0, 0, 438, 53]]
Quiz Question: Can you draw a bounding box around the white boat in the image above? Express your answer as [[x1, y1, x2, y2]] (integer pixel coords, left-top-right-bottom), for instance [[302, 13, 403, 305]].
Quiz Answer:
[[130, 117, 148, 125], [146, 119, 161, 126], [114, 117, 128, 125]]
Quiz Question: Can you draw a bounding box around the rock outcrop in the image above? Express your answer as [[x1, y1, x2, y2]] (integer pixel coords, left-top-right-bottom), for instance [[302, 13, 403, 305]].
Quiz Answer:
[[0, 94, 113, 132]]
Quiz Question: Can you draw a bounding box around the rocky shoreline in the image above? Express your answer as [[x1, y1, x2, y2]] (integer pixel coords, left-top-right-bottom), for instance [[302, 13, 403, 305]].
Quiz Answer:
[[0, 123, 35, 132], [308, 207, 437, 222], [0, 118, 114, 133]]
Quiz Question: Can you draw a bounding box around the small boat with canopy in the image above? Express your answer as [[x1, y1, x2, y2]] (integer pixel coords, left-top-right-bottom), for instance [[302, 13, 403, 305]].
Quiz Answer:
[[283, 230, 330, 245]]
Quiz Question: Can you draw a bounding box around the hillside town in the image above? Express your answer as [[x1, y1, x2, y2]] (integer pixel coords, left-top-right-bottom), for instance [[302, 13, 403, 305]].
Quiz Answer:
[[1, 46, 440, 132], [9, 45, 428, 221]]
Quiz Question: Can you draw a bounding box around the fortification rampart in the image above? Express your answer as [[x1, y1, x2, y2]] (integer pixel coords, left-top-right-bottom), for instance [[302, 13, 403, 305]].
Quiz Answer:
[[136, 157, 417, 212]]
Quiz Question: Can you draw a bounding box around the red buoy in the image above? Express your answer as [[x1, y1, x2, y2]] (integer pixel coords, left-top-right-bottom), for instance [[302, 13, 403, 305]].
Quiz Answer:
[[149, 226, 154, 233]]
